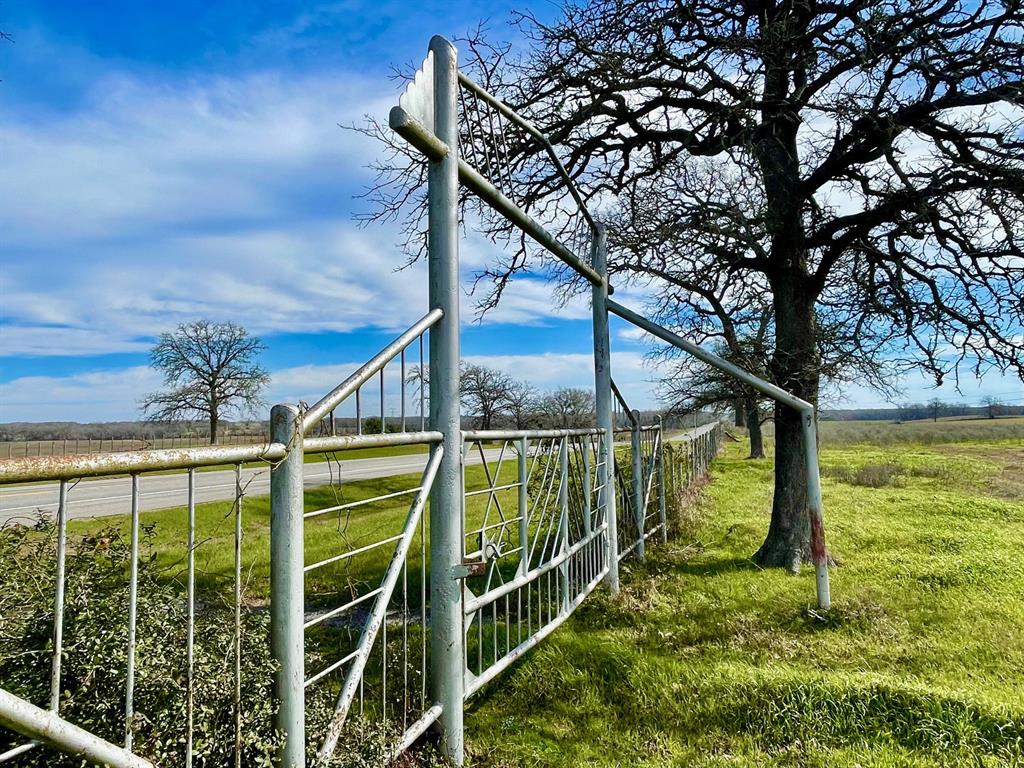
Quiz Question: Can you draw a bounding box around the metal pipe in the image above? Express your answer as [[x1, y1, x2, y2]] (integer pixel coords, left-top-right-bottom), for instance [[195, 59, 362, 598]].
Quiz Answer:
[[185, 470, 196, 768], [461, 427, 601, 441], [517, 437, 529, 576], [656, 421, 667, 543], [0, 443, 286, 484], [270, 404, 305, 768], [456, 72, 597, 233], [456, 158, 604, 287], [0, 689, 154, 768], [427, 35, 465, 765], [303, 430, 442, 455], [124, 476, 140, 750], [591, 226, 619, 594], [49, 481, 67, 712], [630, 412, 644, 561], [558, 437, 570, 614]]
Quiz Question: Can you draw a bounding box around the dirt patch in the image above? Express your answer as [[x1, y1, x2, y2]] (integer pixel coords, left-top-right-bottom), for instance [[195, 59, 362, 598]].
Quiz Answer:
[[934, 444, 1024, 501]]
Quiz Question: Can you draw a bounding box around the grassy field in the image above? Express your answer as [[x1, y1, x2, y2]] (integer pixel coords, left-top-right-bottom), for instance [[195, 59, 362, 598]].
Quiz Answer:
[[464, 421, 1024, 767], [807, 414, 1024, 446]]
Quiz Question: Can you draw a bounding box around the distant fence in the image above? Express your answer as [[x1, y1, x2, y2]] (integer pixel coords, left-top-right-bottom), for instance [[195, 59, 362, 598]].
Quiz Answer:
[[0, 435, 269, 460]]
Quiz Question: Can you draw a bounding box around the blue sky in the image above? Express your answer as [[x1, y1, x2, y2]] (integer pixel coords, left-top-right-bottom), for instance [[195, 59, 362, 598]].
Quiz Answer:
[[1, 1, 1021, 422]]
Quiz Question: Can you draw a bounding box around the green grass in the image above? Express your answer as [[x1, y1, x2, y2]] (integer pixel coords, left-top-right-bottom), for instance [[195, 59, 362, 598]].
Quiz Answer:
[[58, 423, 1024, 765], [463, 431, 1024, 767]]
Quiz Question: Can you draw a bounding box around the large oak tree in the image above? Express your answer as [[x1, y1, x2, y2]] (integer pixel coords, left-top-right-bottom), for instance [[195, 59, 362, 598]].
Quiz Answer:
[[369, 0, 1024, 570]]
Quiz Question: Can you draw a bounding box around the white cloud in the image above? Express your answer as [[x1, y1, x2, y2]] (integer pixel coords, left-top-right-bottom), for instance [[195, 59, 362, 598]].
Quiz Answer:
[[0, 366, 161, 422], [0, 64, 599, 357]]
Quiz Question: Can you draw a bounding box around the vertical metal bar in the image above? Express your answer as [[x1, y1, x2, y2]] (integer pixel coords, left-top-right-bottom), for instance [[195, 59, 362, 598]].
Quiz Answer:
[[380, 367, 386, 433], [558, 437, 570, 615], [124, 475, 140, 750], [631, 411, 644, 560], [517, 437, 529, 575], [427, 34, 465, 766], [356, 387, 363, 436], [803, 415, 831, 610], [590, 225, 618, 593], [233, 464, 243, 768], [186, 470, 195, 768], [270, 403, 305, 768], [419, 334, 426, 432], [50, 480, 69, 712], [401, 348, 407, 433], [582, 438, 592, 537], [657, 418, 667, 543]]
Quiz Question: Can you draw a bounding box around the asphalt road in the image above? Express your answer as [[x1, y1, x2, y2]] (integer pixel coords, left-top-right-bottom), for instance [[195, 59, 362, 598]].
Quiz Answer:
[[0, 448, 506, 524]]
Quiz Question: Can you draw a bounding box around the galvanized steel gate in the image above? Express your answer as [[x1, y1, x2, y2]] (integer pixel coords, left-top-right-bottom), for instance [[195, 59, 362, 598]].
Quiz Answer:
[[0, 34, 829, 768]]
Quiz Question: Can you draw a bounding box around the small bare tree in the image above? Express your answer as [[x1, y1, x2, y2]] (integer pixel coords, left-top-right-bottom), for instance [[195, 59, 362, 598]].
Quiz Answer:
[[141, 321, 268, 444], [461, 363, 515, 430]]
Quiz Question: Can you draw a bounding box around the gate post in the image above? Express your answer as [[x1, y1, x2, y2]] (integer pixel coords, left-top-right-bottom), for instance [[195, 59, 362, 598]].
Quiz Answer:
[[590, 225, 619, 593], [631, 410, 644, 560], [657, 416, 667, 543], [426, 35, 465, 765], [270, 403, 305, 768], [558, 436, 571, 615]]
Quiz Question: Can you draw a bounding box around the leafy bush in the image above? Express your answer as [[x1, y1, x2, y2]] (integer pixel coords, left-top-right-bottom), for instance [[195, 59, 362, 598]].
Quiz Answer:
[[0, 521, 280, 766], [0, 521, 424, 767]]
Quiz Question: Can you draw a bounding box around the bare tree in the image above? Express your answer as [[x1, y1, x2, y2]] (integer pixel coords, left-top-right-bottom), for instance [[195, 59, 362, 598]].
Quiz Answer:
[[537, 387, 595, 428], [141, 321, 268, 444], [461, 363, 515, 430], [982, 395, 1004, 419], [363, 0, 1024, 571], [928, 398, 947, 422]]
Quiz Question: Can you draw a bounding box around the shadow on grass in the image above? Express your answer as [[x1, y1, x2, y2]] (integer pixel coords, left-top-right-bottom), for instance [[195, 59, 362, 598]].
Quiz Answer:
[[666, 554, 760, 578]]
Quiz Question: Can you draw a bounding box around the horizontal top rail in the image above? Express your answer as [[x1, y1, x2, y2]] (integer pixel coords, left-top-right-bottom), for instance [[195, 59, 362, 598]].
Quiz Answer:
[[301, 308, 443, 434], [606, 299, 814, 414], [0, 431, 446, 485], [461, 427, 603, 441], [0, 442, 286, 484], [303, 431, 443, 454], [456, 160, 604, 287], [667, 422, 720, 441]]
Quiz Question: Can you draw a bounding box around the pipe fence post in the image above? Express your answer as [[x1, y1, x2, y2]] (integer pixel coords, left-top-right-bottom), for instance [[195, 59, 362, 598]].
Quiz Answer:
[[803, 414, 831, 610], [591, 225, 619, 593], [657, 417, 667, 543], [517, 436, 529, 575], [427, 34, 465, 766], [270, 403, 305, 768], [631, 410, 644, 560], [559, 436, 570, 615]]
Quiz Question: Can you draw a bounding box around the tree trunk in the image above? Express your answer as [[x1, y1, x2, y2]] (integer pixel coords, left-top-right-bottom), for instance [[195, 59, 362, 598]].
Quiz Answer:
[[745, 396, 765, 459], [209, 412, 219, 445], [753, 273, 819, 571], [734, 398, 746, 427]]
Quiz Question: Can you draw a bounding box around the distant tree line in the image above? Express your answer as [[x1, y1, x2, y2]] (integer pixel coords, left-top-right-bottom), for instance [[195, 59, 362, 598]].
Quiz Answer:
[[0, 420, 268, 443], [821, 400, 1024, 422]]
